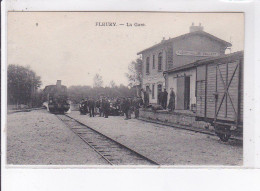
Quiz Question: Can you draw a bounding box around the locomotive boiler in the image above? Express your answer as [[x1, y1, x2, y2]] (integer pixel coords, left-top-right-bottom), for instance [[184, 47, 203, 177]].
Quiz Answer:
[[43, 80, 70, 114]]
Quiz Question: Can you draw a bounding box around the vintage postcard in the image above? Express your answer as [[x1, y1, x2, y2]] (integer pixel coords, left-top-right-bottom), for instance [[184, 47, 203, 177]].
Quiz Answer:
[[5, 11, 245, 166], [3, 0, 260, 189]]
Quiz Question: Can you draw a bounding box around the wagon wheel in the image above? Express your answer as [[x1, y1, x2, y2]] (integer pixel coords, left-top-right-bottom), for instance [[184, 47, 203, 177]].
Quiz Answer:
[[219, 132, 231, 142], [217, 126, 231, 142]]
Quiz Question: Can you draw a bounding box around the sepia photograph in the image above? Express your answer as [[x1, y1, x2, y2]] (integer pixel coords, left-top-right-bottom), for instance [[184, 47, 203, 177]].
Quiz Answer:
[[6, 12, 244, 166]]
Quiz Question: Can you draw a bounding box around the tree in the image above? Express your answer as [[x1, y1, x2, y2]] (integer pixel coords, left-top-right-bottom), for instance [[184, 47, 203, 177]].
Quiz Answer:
[[93, 73, 103, 88], [8, 64, 42, 106], [125, 58, 142, 87], [109, 80, 116, 88]]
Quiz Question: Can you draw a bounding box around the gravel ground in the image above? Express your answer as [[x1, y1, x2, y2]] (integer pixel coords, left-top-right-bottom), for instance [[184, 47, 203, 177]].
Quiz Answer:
[[7, 110, 107, 165], [68, 111, 243, 166]]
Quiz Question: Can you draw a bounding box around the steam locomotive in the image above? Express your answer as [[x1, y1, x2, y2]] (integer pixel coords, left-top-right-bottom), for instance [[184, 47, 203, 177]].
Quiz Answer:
[[43, 80, 70, 114]]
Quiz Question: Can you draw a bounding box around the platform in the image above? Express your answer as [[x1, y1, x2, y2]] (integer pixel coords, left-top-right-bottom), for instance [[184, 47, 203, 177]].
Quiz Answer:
[[139, 108, 213, 131]]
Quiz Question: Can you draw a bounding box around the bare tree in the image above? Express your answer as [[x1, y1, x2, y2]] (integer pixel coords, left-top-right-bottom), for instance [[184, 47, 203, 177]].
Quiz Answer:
[[125, 58, 142, 87], [109, 80, 116, 88], [93, 73, 104, 88]]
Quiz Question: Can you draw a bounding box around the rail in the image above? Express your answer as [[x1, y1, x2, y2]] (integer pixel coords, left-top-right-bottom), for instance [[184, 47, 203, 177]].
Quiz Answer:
[[56, 114, 160, 166]]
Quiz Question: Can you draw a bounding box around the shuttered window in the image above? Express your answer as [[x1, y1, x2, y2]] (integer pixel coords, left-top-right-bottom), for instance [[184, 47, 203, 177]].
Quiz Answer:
[[146, 57, 150, 74], [152, 84, 155, 99], [158, 53, 162, 71]]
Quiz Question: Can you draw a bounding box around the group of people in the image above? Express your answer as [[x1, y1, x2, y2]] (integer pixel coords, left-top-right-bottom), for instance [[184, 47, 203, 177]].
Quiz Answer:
[[158, 88, 169, 109], [79, 87, 175, 120], [79, 97, 110, 118], [141, 88, 176, 111], [79, 96, 143, 120], [120, 97, 143, 120]]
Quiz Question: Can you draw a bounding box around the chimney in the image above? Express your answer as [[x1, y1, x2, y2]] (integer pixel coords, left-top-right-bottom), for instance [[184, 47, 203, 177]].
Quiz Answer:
[[56, 80, 62, 88], [189, 22, 204, 33], [161, 37, 166, 43]]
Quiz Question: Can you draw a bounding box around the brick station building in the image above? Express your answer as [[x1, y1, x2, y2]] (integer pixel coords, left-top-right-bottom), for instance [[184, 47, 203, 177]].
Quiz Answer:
[[137, 23, 231, 110]]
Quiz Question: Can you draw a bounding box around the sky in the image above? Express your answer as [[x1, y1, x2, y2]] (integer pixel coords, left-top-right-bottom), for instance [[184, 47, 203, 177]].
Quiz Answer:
[[8, 12, 244, 88]]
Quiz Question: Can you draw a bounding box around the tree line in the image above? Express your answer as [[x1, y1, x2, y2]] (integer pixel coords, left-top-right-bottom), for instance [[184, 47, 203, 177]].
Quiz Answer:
[[8, 65, 42, 107], [68, 85, 137, 104], [7, 58, 142, 108]]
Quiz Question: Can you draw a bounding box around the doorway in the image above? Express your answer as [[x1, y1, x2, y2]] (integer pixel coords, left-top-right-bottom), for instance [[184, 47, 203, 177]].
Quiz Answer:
[[184, 76, 190, 110], [176, 76, 190, 110], [157, 84, 162, 104]]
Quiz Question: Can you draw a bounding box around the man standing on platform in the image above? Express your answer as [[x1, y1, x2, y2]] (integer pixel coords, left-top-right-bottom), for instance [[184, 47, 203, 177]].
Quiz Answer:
[[103, 97, 110, 118], [95, 99, 100, 115], [162, 88, 168, 109], [168, 88, 176, 112], [88, 98, 95, 117], [141, 89, 149, 108], [100, 97, 104, 117]]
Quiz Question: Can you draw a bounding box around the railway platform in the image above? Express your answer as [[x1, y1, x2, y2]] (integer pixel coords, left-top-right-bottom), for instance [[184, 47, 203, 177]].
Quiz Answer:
[[67, 111, 242, 165], [7, 109, 242, 166]]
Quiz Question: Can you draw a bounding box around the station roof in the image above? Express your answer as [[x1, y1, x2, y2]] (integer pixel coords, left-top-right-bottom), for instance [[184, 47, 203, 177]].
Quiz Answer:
[[137, 30, 232, 55], [163, 51, 244, 74]]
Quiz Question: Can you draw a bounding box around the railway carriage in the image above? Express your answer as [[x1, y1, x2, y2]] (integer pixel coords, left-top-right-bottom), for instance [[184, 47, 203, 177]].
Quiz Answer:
[[195, 51, 243, 141]]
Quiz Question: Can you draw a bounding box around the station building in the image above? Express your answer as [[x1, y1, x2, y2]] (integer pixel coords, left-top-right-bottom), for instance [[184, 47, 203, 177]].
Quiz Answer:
[[137, 23, 231, 110]]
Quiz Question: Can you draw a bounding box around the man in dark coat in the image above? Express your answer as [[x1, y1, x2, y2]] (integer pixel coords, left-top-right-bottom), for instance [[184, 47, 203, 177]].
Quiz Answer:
[[162, 88, 168, 109], [128, 97, 133, 119], [141, 89, 149, 108], [95, 99, 100, 115], [88, 98, 95, 117], [100, 98, 104, 117], [168, 88, 176, 111], [158, 91, 163, 107], [133, 96, 142, 118], [103, 97, 110, 118]]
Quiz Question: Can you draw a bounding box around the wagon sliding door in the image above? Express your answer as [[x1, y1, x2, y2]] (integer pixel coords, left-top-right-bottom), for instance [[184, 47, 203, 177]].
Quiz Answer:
[[196, 65, 206, 117], [176, 77, 185, 110], [215, 61, 240, 122]]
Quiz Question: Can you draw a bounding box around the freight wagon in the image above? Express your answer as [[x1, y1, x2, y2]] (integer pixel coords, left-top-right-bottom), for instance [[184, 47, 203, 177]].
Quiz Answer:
[[195, 51, 243, 141]]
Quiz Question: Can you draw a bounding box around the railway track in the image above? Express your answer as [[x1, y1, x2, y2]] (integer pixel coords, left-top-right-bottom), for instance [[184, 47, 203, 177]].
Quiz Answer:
[[56, 114, 160, 166], [8, 107, 44, 114], [139, 118, 242, 142]]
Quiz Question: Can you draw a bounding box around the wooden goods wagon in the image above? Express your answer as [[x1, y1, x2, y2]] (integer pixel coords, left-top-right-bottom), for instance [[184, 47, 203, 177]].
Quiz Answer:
[[195, 51, 243, 141]]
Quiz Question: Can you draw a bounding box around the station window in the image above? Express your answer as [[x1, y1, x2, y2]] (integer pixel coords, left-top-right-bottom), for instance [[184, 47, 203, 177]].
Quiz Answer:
[[158, 52, 162, 71], [157, 84, 162, 104], [152, 84, 155, 99], [152, 55, 155, 69], [157, 84, 162, 93], [146, 57, 150, 74]]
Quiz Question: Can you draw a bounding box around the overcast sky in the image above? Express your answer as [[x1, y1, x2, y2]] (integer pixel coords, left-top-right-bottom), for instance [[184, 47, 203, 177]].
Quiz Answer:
[[8, 12, 244, 88]]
